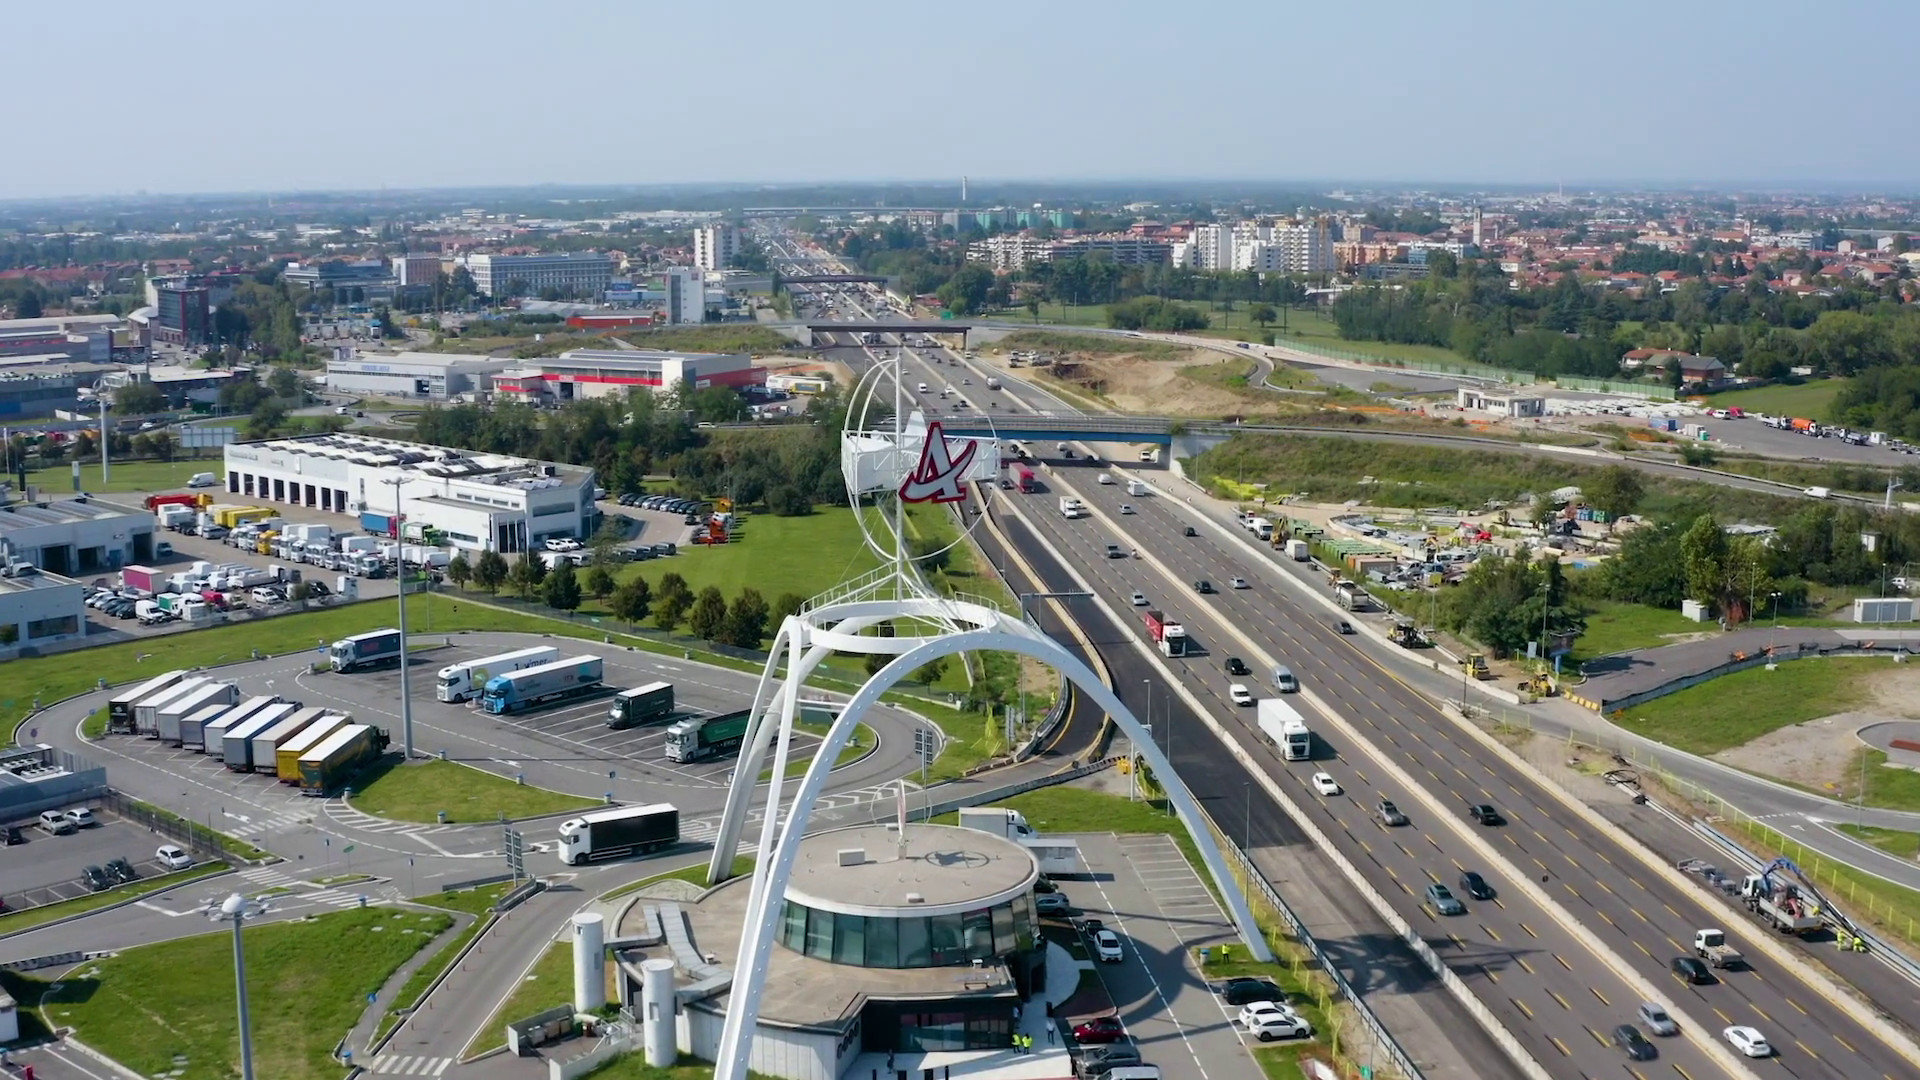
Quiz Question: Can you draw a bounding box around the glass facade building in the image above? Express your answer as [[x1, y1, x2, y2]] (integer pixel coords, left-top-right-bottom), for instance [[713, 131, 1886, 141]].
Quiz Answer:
[[776, 892, 1039, 969]]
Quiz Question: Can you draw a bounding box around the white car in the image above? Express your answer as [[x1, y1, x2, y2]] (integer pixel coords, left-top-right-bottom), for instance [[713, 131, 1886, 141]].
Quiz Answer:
[[1230, 577, 1249, 589], [1236, 1002, 1300, 1030], [1092, 929, 1124, 962], [1120, 504, 1135, 515], [1311, 772, 1341, 796], [156, 844, 192, 870], [1228, 684, 1254, 706], [1130, 591, 1148, 606], [1245, 1011, 1312, 1042], [544, 538, 582, 553], [1723, 1026, 1771, 1058], [65, 807, 97, 828]]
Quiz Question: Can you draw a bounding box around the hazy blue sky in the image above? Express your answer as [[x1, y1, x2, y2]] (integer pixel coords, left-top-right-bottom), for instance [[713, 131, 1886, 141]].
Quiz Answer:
[[11, 0, 1918, 199]]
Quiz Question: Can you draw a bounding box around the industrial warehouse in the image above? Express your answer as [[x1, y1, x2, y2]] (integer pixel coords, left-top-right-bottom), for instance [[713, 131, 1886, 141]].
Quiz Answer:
[[221, 433, 599, 553]]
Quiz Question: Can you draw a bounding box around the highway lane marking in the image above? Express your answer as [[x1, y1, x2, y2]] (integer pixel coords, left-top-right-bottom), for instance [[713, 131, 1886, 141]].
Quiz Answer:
[[1626, 1068, 1647, 1080], [1786, 997, 1806, 1015], [1520, 922, 1537, 938], [1663, 902, 1682, 918], [1597, 910, 1616, 928], [1552, 953, 1572, 971], [1596, 879, 1615, 895], [1794, 1040, 1817, 1061], [1713, 1008, 1733, 1024], [1831, 1034, 1854, 1053], [1511, 998, 1534, 1019], [1425, 835, 1443, 852], [1549, 1036, 1570, 1056], [1449, 855, 1462, 869], [1516, 956, 1535, 974], [1633, 908, 1650, 923], [1481, 924, 1501, 942], [1590, 986, 1610, 1006], [1673, 1066, 1695, 1080], [1586, 1025, 1609, 1045], [1547, 989, 1570, 1010], [1751, 1005, 1773, 1024]]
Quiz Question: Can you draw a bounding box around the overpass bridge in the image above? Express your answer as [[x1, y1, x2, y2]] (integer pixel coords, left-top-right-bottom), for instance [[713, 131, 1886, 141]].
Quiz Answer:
[[932, 414, 1177, 446], [780, 274, 886, 286], [806, 322, 974, 347]]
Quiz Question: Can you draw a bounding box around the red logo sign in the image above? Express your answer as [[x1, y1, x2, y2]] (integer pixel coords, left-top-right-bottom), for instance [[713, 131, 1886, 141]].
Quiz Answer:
[[898, 421, 977, 503]]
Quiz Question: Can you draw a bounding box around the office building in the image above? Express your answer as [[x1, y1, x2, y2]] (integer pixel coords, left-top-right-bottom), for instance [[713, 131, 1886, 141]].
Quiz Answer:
[[153, 282, 211, 346], [493, 348, 763, 405], [324, 349, 515, 400], [463, 252, 613, 299], [223, 432, 599, 553], [393, 253, 442, 288], [281, 260, 395, 297], [694, 225, 740, 272], [666, 267, 705, 325], [0, 494, 158, 575], [0, 569, 85, 651], [0, 316, 117, 364]]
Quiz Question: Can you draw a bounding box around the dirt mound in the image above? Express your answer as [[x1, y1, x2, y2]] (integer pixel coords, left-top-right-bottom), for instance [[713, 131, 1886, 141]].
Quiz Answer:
[[1039, 351, 1305, 418]]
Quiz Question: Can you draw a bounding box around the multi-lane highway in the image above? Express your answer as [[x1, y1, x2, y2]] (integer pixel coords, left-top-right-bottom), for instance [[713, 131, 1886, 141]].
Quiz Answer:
[[767, 236, 1920, 1080]]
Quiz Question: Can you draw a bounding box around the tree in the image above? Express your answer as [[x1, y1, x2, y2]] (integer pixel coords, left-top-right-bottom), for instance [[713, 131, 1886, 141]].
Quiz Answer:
[[1599, 523, 1688, 609], [267, 366, 303, 400], [610, 577, 652, 623], [911, 656, 950, 684], [446, 553, 472, 590], [1681, 513, 1728, 607], [689, 586, 729, 641], [585, 564, 616, 600], [510, 555, 543, 599], [248, 398, 286, 438], [146, 432, 175, 462], [771, 591, 807, 627], [1584, 465, 1645, 528], [474, 550, 508, 593], [112, 381, 167, 415], [1025, 299, 1041, 323], [654, 573, 693, 632], [14, 292, 41, 319], [1248, 303, 1277, 329], [543, 560, 583, 612], [589, 518, 624, 566], [723, 587, 770, 649]]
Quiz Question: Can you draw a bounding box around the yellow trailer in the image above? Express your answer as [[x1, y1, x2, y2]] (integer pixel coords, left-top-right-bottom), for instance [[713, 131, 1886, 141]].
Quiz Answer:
[[275, 713, 351, 783]]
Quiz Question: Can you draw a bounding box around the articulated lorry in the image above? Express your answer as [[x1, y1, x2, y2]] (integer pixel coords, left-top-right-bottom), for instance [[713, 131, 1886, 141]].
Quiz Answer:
[[198, 697, 284, 756], [132, 677, 211, 737], [959, 806, 1037, 840], [108, 670, 188, 733], [298, 723, 387, 795], [479, 656, 605, 715], [556, 803, 680, 865], [275, 714, 352, 782], [330, 628, 402, 673], [1143, 609, 1187, 657], [1256, 698, 1312, 761], [606, 681, 675, 729], [436, 645, 561, 703], [663, 709, 750, 763]]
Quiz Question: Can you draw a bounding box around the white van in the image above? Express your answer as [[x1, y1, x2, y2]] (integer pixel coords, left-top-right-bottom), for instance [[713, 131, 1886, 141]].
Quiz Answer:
[[187, 472, 217, 488]]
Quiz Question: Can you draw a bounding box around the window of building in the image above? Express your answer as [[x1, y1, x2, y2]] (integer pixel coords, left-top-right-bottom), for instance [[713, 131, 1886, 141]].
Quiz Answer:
[[865, 913, 899, 969], [897, 915, 931, 967], [963, 908, 995, 961], [27, 615, 78, 639], [782, 901, 807, 952], [991, 904, 1017, 956], [833, 912, 866, 966], [928, 913, 966, 966], [805, 905, 834, 961]]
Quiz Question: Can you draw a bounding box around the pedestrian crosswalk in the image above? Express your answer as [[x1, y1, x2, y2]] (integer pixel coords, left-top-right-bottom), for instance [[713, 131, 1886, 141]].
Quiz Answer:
[[364, 1053, 452, 1075], [235, 866, 385, 909], [325, 802, 462, 837], [225, 810, 308, 839]]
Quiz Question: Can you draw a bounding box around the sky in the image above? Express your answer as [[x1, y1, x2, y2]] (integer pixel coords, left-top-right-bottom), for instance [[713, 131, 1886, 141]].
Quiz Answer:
[[9, 0, 1919, 200]]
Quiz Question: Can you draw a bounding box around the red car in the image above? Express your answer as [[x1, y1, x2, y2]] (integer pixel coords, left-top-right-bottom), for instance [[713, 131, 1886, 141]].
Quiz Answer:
[[1073, 1017, 1127, 1044]]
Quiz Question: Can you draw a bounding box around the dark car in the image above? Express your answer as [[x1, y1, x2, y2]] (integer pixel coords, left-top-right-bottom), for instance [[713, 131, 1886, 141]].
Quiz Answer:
[[1469, 804, 1504, 826], [3, 824, 23, 845], [1219, 977, 1285, 1006], [82, 864, 111, 891], [1033, 875, 1060, 894], [1459, 871, 1494, 900], [1612, 1024, 1657, 1061], [1333, 619, 1353, 634], [1073, 1017, 1126, 1044], [1671, 956, 1712, 984], [306, 581, 331, 598], [105, 857, 137, 883], [1073, 1043, 1142, 1079], [1183, 526, 1197, 537], [1193, 579, 1214, 594], [1224, 657, 1250, 676]]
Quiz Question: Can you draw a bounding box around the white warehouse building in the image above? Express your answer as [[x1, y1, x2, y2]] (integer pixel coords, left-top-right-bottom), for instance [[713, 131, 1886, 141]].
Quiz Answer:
[[325, 348, 516, 400], [223, 433, 599, 553]]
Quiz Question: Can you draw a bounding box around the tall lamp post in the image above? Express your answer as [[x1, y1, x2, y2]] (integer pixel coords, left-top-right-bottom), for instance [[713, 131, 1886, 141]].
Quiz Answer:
[[379, 476, 416, 761], [206, 892, 270, 1080]]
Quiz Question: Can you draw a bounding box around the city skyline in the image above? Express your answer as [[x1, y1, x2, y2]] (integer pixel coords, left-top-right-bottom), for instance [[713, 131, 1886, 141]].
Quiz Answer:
[[7, 0, 1919, 200]]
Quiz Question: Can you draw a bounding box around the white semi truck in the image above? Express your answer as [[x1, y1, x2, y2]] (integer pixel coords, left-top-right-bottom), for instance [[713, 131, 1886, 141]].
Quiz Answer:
[[1257, 698, 1312, 761]]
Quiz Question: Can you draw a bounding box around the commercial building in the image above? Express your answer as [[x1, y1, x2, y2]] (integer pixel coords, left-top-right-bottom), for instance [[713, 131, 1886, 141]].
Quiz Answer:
[[665, 267, 705, 325], [223, 433, 599, 553], [324, 349, 515, 400], [1455, 387, 1546, 418], [0, 364, 114, 419], [493, 348, 763, 405], [0, 744, 105, 826], [0, 315, 117, 364], [99, 364, 248, 408], [464, 252, 614, 299], [0, 494, 158, 575], [964, 235, 1052, 271], [154, 281, 211, 346], [0, 569, 85, 650], [695, 225, 740, 271], [282, 260, 395, 298], [615, 823, 1045, 1080], [392, 253, 442, 288]]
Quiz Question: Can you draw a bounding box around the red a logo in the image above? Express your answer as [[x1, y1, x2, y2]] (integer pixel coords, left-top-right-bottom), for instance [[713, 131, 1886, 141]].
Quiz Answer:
[[898, 422, 977, 504]]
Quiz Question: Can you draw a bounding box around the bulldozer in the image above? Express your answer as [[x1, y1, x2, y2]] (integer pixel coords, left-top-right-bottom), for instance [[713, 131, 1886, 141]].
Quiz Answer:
[[1388, 619, 1426, 648], [1518, 671, 1554, 697], [1460, 653, 1491, 680]]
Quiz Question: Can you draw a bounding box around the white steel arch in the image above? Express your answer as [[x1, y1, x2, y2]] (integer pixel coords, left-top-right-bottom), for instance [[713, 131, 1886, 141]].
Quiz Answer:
[[710, 607, 1273, 1080]]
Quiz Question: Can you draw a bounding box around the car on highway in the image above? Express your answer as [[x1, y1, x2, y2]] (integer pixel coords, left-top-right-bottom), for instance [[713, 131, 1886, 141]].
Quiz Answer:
[[1332, 619, 1353, 634], [1224, 657, 1250, 676], [1130, 591, 1147, 606], [1311, 772, 1341, 796], [1120, 504, 1134, 515], [1612, 1024, 1656, 1060], [1218, 977, 1285, 1005], [1376, 799, 1407, 826], [1035, 892, 1071, 915], [1723, 1026, 1771, 1058], [1424, 883, 1465, 915], [1183, 525, 1197, 537], [1192, 579, 1214, 594], [1638, 1001, 1678, 1036], [1670, 956, 1712, 984], [1072, 1017, 1126, 1044], [1228, 684, 1254, 706], [156, 844, 192, 870], [1092, 929, 1124, 962], [1229, 577, 1248, 589], [1468, 803, 1504, 826], [1458, 871, 1494, 900]]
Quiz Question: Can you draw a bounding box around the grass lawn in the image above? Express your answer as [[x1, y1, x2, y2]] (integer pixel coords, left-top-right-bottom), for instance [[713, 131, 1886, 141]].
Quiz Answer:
[[372, 882, 513, 1044], [1190, 950, 1330, 1080], [601, 507, 883, 615], [348, 758, 599, 824], [1835, 823, 1920, 860], [1734, 818, 1920, 951], [763, 721, 877, 781], [463, 939, 575, 1058], [0, 863, 227, 935], [1857, 749, 1920, 813], [29, 905, 451, 1080], [1706, 378, 1849, 422], [617, 325, 800, 355], [1612, 657, 1881, 756], [602, 854, 756, 900], [1570, 599, 1716, 661], [21, 458, 219, 494]]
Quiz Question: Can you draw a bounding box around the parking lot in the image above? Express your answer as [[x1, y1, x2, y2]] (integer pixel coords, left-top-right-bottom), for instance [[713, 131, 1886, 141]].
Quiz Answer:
[[0, 814, 181, 910], [1059, 832, 1270, 1080]]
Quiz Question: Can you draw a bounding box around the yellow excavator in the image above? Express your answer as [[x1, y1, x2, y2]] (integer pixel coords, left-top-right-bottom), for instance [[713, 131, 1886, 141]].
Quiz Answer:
[[1518, 671, 1554, 696]]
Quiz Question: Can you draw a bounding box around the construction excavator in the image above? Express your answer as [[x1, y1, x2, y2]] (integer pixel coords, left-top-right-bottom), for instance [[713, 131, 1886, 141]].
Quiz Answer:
[[1518, 671, 1555, 697]]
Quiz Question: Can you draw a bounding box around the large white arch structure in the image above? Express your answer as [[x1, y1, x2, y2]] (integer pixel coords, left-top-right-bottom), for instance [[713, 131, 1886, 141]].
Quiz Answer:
[[709, 597, 1274, 1080]]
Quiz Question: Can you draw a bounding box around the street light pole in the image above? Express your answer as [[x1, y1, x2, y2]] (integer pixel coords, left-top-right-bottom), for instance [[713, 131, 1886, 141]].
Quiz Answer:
[[208, 892, 268, 1080], [381, 477, 415, 761]]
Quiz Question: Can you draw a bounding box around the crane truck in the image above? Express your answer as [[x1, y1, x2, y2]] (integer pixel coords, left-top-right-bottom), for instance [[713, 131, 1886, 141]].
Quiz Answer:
[[1739, 858, 1824, 935]]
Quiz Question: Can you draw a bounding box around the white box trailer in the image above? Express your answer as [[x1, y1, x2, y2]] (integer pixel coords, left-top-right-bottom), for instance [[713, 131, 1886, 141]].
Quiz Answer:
[[436, 645, 562, 703], [132, 677, 211, 737], [1257, 698, 1312, 761], [156, 681, 239, 746], [249, 707, 331, 774], [198, 696, 282, 755], [108, 670, 188, 733], [220, 703, 297, 768]]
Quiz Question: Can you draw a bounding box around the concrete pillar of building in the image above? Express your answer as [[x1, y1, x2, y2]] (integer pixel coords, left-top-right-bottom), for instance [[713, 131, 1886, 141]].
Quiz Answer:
[[572, 912, 606, 1013], [641, 957, 677, 1066]]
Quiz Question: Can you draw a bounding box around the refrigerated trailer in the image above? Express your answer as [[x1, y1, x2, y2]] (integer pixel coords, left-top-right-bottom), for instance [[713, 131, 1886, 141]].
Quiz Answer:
[[198, 696, 282, 755], [479, 656, 605, 715], [156, 681, 239, 746], [435, 645, 561, 703], [275, 714, 352, 783], [329, 628, 402, 673], [249, 707, 331, 774], [556, 803, 680, 865], [108, 670, 188, 734], [220, 704, 297, 769], [132, 677, 211, 737]]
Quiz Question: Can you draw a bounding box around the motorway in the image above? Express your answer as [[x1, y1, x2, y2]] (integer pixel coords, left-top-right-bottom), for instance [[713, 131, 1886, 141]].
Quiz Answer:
[[767, 239, 1920, 1080]]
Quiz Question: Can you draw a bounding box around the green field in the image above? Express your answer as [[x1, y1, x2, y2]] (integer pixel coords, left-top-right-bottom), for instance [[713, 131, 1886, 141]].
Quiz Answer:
[[1569, 598, 1714, 662], [463, 938, 576, 1058], [601, 507, 883, 612], [992, 301, 1475, 369], [21, 458, 217, 494], [1610, 656, 1881, 756], [1705, 378, 1849, 422], [25, 906, 451, 1080], [0, 863, 227, 935], [348, 759, 599, 824], [993, 328, 1185, 361]]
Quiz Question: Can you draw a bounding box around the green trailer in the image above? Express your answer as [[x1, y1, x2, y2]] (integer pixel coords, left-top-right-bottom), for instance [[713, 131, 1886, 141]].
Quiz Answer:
[[663, 709, 751, 763]]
